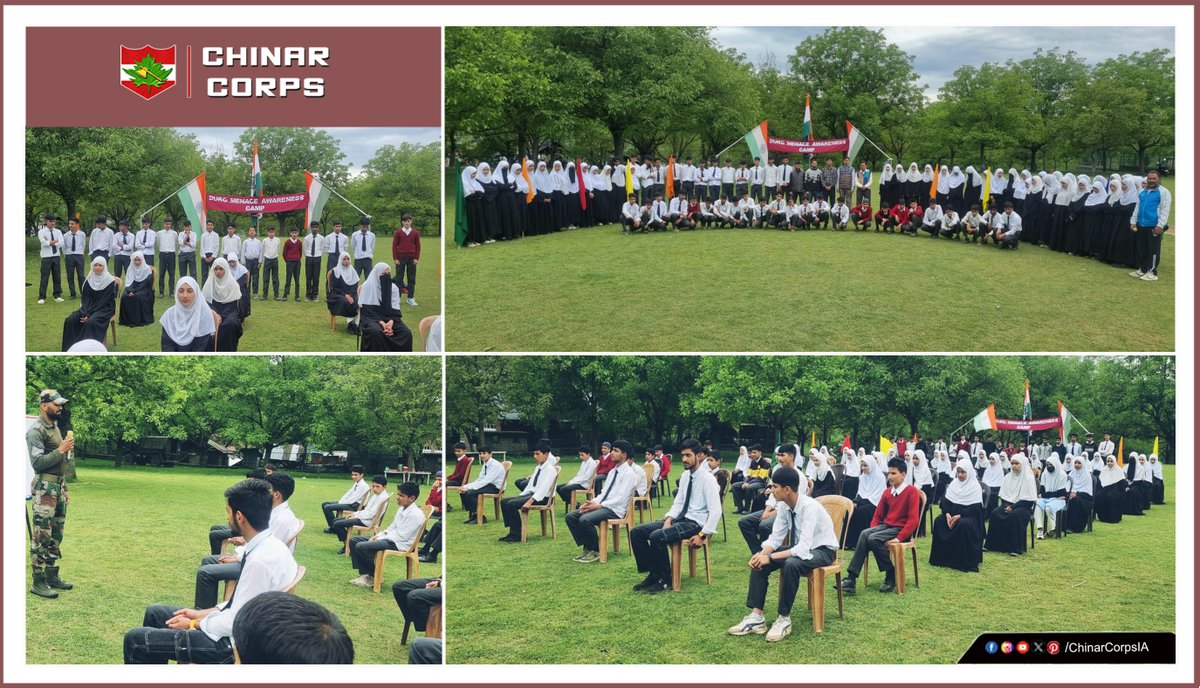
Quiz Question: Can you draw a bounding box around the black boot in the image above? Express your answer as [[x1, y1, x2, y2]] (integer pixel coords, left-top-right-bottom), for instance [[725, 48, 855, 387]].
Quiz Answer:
[[879, 571, 897, 593], [45, 566, 73, 590], [30, 572, 59, 599]]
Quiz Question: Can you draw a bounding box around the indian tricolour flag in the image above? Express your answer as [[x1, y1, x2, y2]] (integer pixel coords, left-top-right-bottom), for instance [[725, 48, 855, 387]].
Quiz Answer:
[[971, 404, 997, 432], [743, 121, 769, 163], [801, 94, 812, 141], [304, 170, 332, 229], [845, 120, 865, 163], [174, 173, 206, 232], [250, 139, 262, 227]]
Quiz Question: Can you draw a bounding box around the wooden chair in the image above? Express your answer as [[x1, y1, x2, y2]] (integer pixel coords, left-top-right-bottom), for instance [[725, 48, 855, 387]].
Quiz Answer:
[[445, 457, 474, 512], [567, 473, 596, 514], [804, 495, 854, 632], [883, 489, 927, 594], [520, 467, 561, 542], [343, 498, 390, 555], [335, 492, 370, 521], [598, 495, 637, 563], [632, 463, 655, 523], [476, 460, 513, 525], [373, 505, 434, 592], [403, 603, 442, 646], [669, 536, 712, 591]]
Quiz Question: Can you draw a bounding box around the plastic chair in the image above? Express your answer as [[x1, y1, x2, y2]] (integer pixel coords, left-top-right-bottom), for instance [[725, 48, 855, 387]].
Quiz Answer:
[[372, 505, 434, 592], [476, 460, 513, 525], [806, 495, 854, 632], [632, 463, 655, 523], [567, 472, 596, 514], [343, 497, 390, 555], [287, 519, 304, 552], [831, 464, 846, 497], [284, 565, 306, 593], [669, 536, 712, 591], [598, 495, 637, 563], [520, 467, 561, 542], [884, 489, 927, 594]]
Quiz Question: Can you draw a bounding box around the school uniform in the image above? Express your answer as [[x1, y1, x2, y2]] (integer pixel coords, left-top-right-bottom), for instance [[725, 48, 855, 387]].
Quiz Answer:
[[847, 483, 920, 580], [330, 489, 390, 543], [735, 166, 751, 199], [241, 237, 262, 297], [281, 237, 303, 300], [259, 236, 280, 298], [321, 479, 370, 528], [630, 467, 722, 586], [744, 494, 838, 617], [220, 234, 241, 262], [135, 227, 157, 267], [63, 229, 87, 298], [37, 225, 64, 300], [558, 458, 598, 506], [156, 228, 177, 295], [324, 232, 348, 285], [177, 230, 198, 278], [460, 458, 506, 521], [302, 232, 324, 299], [750, 164, 766, 201], [112, 231, 134, 279], [89, 226, 114, 260], [565, 462, 636, 553], [199, 230, 220, 283], [350, 502, 426, 575], [500, 462, 557, 538]]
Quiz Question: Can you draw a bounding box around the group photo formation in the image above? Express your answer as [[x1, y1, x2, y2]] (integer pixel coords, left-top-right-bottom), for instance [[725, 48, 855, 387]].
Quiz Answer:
[[444, 26, 1176, 352], [444, 355, 1176, 664], [26, 126, 443, 353], [23, 356, 444, 665]]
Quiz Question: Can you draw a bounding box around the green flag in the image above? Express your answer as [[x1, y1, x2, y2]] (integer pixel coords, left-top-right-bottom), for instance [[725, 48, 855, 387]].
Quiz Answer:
[[454, 160, 468, 247]]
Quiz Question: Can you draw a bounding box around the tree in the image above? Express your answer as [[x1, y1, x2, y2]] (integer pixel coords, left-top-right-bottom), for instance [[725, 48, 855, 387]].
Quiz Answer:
[[1080, 51, 1174, 172], [1010, 49, 1088, 170], [232, 128, 350, 230], [348, 142, 442, 234], [446, 357, 516, 449], [938, 63, 1037, 168]]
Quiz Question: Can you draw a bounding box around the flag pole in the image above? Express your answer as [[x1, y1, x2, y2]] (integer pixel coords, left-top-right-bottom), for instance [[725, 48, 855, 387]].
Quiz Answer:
[[855, 128, 894, 162], [135, 177, 196, 223], [1066, 408, 1090, 436], [325, 184, 371, 220], [713, 135, 744, 161]]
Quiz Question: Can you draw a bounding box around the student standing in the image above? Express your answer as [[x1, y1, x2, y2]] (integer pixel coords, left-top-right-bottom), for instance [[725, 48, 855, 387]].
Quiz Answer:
[[324, 220, 348, 286], [354, 218, 377, 280], [241, 227, 262, 299], [63, 218, 87, 299], [135, 217, 157, 268], [199, 220, 220, 284], [36, 213, 65, 304], [259, 226, 280, 300], [177, 220, 197, 280], [89, 215, 114, 260], [155, 217, 177, 297], [281, 227, 303, 301], [303, 222, 324, 301], [112, 220, 134, 279], [391, 214, 420, 306]]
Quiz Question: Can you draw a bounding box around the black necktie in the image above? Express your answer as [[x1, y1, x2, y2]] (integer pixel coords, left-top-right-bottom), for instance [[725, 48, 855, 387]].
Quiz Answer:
[[531, 466, 542, 487], [677, 472, 694, 523], [69, 234, 76, 252], [226, 545, 250, 608], [359, 233, 365, 253], [599, 468, 618, 501], [789, 508, 799, 545]]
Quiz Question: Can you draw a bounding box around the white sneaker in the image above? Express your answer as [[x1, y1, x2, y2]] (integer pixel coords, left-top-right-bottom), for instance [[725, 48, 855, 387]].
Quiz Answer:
[[1140, 273, 1159, 281], [1130, 270, 1145, 277], [36, 299, 45, 305], [1036, 530, 1045, 540], [54, 297, 64, 302], [406, 298, 418, 306], [350, 574, 373, 587], [766, 616, 793, 642], [727, 614, 767, 636]]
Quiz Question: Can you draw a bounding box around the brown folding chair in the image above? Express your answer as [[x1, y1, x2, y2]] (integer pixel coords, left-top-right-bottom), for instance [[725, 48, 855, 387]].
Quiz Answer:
[[343, 497, 390, 555], [520, 467, 561, 542], [373, 505, 434, 592], [476, 460, 513, 525], [598, 495, 637, 563]]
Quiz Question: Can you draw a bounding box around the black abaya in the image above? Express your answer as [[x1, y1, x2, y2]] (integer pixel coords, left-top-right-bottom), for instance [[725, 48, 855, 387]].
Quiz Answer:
[[117, 274, 155, 327], [1152, 477, 1165, 504], [62, 282, 117, 351], [210, 298, 242, 352], [984, 499, 1034, 554], [161, 329, 215, 352], [839, 476, 859, 500], [236, 274, 251, 319], [1064, 491, 1093, 533], [1094, 481, 1128, 523], [463, 193, 485, 244], [810, 473, 836, 498], [326, 274, 358, 318], [844, 496, 878, 550], [1105, 202, 1138, 267], [359, 275, 413, 352], [480, 181, 500, 242], [928, 500, 984, 572]]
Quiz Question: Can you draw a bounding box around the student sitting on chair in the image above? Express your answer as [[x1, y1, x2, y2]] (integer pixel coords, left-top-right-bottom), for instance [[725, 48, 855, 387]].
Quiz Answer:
[[564, 440, 637, 563], [629, 439, 722, 594], [393, 578, 442, 640], [321, 464, 369, 532], [349, 481, 424, 588], [835, 457, 920, 594], [557, 445, 598, 507], [498, 444, 557, 542], [453, 446, 505, 524], [738, 444, 797, 554], [329, 475, 390, 548], [728, 466, 838, 642]]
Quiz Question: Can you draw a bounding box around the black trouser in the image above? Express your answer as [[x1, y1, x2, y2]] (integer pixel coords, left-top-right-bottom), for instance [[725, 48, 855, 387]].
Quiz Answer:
[[856, 187, 871, 205], [735, 182, 748, 199], [39, 255, 62, 299], [194, 554, 241, 609], [321, 501, 357, 528], [420, 517, 441, 558], [122, 605, 233, 664], [350, 536, 398, 575], [939, 223, 961, 240], [208, 525, 233, 556], [501, 495, 548, 535], [921, 222, 940, 237], [393, 578, 442, 631], [557, 483, 587, 510], [260, 257, 279, 297], [847, 524, 901, 578], [734, 481, 765, 512], [90, 249, 109, 261], [395, 258, 417, 299], [1136, 225, 1163, 275], [65, 254, 85, 297], [998, 232, 1020, 249], [722, 182, 734, 200], [113, 254, 131, 280], [283, 260, 301, 298], [178, 252, 196, 279], [355, 257, 372, 281], [565, 506, 617, 552], [682, 181, 694, 199], [305, 256, 322, 298], [330, 517, 365, 543], [514, 478, 529, 492], [620, 216, 643, 232], [746, 546, 836, 616], [738, 511, 776, 554], [141, 252, 155, 267], [630, 518, 703, 582], [593, 474, 608, 494], [157, 252, 175, 294], [200, 254, 215, 283], [244, 257, 259, 296], [460, 485, 500, 517]]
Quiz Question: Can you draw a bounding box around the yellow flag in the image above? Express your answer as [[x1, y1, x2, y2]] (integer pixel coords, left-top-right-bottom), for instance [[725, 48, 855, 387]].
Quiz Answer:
[[982, 169, 991, 211], [880, 435, 894, 456], [1152, 436, 1159, 456], [811, 431, 816, 453], [625, 158, 634, 200], [1117, 437, 1124, 467], [929, 166, 939, 200]]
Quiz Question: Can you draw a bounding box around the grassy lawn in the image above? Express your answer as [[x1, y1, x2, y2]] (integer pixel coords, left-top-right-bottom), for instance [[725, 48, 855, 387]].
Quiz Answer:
[[446, 456, 1175, 664], [23, 236, 441, 353], [443, 177, 1174, 353], [24, 459, 442, 664]]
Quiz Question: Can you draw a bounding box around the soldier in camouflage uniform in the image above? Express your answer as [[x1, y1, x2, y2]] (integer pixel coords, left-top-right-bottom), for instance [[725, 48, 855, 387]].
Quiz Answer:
[[27, 389, 75, 599]]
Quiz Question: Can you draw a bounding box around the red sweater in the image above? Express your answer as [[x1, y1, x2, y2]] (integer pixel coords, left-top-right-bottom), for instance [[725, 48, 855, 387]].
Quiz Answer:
[[392, 228, 422, 261], [448, 456, 471, 483], [870, 483, 922, 542], [282, 238, 303, 262], [595, 453, 615, 476], [426, 486, 443, 515]]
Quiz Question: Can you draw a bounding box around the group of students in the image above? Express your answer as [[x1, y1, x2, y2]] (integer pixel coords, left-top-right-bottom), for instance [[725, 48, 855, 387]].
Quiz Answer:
[[456, 155, 1172, 281], [120, 465, 443, 664], [43, 213, 423, 352]]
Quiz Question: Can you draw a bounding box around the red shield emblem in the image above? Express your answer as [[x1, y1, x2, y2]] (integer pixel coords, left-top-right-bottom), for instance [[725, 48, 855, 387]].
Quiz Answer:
[[120, 45, 176, 100]]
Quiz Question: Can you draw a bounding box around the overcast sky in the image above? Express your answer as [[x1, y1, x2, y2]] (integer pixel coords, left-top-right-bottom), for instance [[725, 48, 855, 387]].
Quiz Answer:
[[175, 127, 440, 176], [711, 26, 1175, 97]]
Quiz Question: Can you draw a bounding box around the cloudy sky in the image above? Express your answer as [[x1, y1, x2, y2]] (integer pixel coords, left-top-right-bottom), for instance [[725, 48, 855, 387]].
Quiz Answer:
[[175, 126, 440, 176], [711, 26, 1175, 97]]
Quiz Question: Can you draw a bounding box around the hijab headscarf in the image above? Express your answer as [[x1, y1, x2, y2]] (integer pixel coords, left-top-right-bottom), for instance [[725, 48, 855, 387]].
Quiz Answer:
[[332, 251, 359, 286], [1084, 179, 1108, 207], [990, 168, 1008, 196], [895, 165, 908, 183], [944, 457, 983, 506], [461, 166, 483, 195], [936, 166, 950, 194], [533, 161, 554, 194], [1150, 455, 1163, 480], [809, 452, 832, 481], [1135, 454, 1152, 483], [358, 262, 392, 307], [910, 449, 933, 488], [1105, 179, 1122, 205], [200, 257, 241, 303], [476, 162, 494, 184], [1028, 174, 1044, 196], [1099, 457, 1126, 487], [1120, 175, 1142, 205], [1040, 453, 1070, 493], [126, 251, 152, 283], [735, 446, 751, 474], [921, 164, 934, 183], [947, 165, 965, 190], [494, 159, 511, 186], [86, 256, 115, 291], [998, 453, 1038, 503], [600, 165, 613, 192], [844, 448, 863, 478], [1069, 458, 1093, 494], [564, 161, 578, 194], [550, 160, 569, 192], [1056, 173, 1075, 206], [160, 276, 216, 345], [982, 452, 1006, 488], [226, 253, 248, 280], [855, 452, 887, 505], [882, 163, 894, 182], [907, 162, 920, 180]]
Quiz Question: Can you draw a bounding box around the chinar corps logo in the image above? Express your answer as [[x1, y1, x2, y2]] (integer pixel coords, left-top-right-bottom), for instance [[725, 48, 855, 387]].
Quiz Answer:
[[120, 45, 176, 100]]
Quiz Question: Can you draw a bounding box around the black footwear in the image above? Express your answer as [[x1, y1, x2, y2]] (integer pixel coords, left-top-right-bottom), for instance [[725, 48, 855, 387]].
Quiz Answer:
[[335, 547, 348, 554], [45, 566, 73, 590], [30, 573, 58, 599], [498, 534, 520, 542], [834, 578, 857, 595], [879, 577, 896, 593], [632, 574, 660, 591], [418, 554, 438, 563], [641, 579, 670, 594], [323, 527, 335, 534], [464, 516, 476, 524]]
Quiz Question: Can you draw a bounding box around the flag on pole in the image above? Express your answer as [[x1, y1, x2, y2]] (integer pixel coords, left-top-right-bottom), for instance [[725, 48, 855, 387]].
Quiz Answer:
[[304, 171, 333, 231], [174, 173, 206, 232], [801, 94, 812, 141], [982, 169, 992, 211], [1058, 401, 1071, 444], [1023, 379, 1032, 419], [453, 161, 467, 247], [575, 158, 588, 210], [665, 155, 675, 200], [1152, 436, 1159, 457], [845, 120, 865, 163], [879, 435, 893, 457], [810, 431, 817, 454], [625, 158, 634, 198], [250, 139, 262, 228], [929, 165, 939, 200], [971, 404, 998, 432], [1117, 437, 1124, 467], [743, 120, 770, 163], [841, 434, 852, 454], [520, 157, 535, 204]]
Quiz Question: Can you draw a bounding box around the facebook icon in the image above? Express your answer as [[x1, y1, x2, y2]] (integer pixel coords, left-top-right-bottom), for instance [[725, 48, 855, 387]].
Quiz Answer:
[[985, 641, 999, 655]]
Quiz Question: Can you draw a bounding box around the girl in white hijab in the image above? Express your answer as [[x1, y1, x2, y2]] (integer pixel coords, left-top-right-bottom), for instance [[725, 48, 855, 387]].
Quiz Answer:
[[929, 456, 985, 572], [909, 449, 935, 536], [460, 165, 485, 246], [946, 165, 966, 215], [62, 256, 118, 351], [845, 451, 887, 549], [1034, 453, 1069, 538], [1135, 454, 1154, 511], [1095, 454, 1130, 523], [117, 250, 156, 327], [358, 262, 413, 352], [159, 276, 217, 351], [808, 451, 836, 497], [981, 452, 1006, 513], [327, 251, 360, 330], [1149, 454, 1165, 504], [985, 453, 1037, 555], [1063, 456, 1095, 533], [549, 160, 569, 231], [200, 257, 242, 351], [839, 447, 862, 499]]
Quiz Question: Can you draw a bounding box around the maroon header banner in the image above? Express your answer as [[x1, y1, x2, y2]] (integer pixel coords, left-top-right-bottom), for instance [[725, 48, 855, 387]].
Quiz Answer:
[[27, 27, 441, 127], [207, 193, 307, 213], [767, 136, 850, 155], [994, 416, 1063, 432]]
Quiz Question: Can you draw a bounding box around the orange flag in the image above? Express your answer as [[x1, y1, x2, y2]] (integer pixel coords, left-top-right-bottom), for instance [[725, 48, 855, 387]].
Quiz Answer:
[[665, 155, 675, 200], [1117, 437, 1124, 466], [929, 165, 939, 200], [520, 156, 534, 204]]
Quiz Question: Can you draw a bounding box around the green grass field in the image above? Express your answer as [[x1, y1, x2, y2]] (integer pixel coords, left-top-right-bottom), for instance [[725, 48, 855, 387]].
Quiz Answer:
[[24, 460, 442, 664], [24, 236, 441, 352], [444, 177, 1174, 353], [446, 456, 1175, 664]]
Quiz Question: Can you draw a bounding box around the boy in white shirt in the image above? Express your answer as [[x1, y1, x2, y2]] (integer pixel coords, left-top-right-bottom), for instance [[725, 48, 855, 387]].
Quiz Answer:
[[829, 197, 851, 231], [349, 482, 425, 587]]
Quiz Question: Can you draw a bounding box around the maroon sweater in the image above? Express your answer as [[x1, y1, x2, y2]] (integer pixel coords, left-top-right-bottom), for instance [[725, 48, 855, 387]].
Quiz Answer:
[[870, 483, 922, 542], [392, 228, 422, 261], [282, 238, 303, 262]]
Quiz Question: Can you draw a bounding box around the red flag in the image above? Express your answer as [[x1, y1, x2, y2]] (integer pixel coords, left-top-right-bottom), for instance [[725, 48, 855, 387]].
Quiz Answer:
[[575, 157, 587, 210], [841, 435, 852, 453]]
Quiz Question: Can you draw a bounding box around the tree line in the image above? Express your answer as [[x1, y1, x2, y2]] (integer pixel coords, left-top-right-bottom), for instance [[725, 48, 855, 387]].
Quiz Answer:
[[446, 26, 1173, 173], [26, 356, 442, 469], [447, 356, 1175, 461], [25, 127, 441, 236]]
